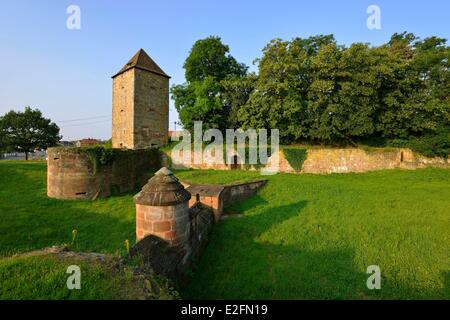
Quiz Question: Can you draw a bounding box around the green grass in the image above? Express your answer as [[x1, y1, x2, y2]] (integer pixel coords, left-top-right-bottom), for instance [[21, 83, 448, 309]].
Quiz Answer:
[[0, 161, 449, 299], [0, 251, 178, 300], [0, 161, 136, 257], [0, 253, 118, 299], [175, 169, 450, 299]]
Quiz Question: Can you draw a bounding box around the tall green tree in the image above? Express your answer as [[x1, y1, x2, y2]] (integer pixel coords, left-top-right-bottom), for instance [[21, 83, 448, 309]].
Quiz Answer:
[[174, 33, 450, 156], [376, 33, 450, 140], [183, 36, 247, 82], [239, 35, 336, 141], [237, 32, 449, 154], [0, 107, 61, 160], [171, 36, 248, 131]]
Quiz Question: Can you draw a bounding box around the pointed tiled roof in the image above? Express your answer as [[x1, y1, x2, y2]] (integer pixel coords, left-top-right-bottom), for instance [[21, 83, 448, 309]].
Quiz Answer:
[[112, 49, 170, 78]]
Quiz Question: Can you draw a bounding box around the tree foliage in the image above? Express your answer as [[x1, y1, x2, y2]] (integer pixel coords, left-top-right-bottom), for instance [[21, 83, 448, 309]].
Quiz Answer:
[[171, 36, 248, 131], [184, 36, 247, 83], [173, 33, 450, 157], [0, 107, 61, 159]]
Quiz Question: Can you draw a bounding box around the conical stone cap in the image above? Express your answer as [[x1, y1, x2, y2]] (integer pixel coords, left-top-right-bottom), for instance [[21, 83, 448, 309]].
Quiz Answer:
[[112, 49, 170, 79], [134, 167, 191, 206]]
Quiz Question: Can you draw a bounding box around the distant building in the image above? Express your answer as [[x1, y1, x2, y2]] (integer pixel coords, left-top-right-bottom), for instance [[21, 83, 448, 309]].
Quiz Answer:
[[76, 138, 101, 148], [168, 130, 183, 140]]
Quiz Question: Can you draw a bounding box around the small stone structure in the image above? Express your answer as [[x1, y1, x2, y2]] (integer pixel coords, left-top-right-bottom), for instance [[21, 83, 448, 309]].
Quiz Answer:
[[132, 167, 215, 282], [131, 168, 267, 282], [112, 49, 170, 149], [185, 180, 267, 221], [134, 167, 192, 245]]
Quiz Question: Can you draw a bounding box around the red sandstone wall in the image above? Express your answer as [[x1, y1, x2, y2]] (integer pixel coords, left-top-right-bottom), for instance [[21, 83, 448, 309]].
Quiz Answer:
[[162, 148, 450, 174], [47, 148, 159, 200], [136, 202, 190, 245], [300, 148, 401, 174], [221, 180, 267, 207]]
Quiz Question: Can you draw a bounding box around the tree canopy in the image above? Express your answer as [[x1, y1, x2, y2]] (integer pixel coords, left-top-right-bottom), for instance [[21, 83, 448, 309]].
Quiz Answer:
[[0, 107, 61, 159], [183, 36, 248, 82], [172, 33, 450, 157], [171, 36, 248, 132]]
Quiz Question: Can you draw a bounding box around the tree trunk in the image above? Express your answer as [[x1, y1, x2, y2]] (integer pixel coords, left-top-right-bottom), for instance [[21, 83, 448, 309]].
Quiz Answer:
[[25, 151, 29, 161]]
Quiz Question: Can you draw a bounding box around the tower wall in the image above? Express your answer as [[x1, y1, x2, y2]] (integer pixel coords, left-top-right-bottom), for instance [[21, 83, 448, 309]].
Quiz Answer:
[[133, 68, 169, 149], [112, 68, 169, 150], [112, 70, 135, 149]]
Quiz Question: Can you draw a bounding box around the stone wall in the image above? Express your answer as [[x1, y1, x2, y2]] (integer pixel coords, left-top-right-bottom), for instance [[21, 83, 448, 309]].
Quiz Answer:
[[161, 149, 236, 171], [47, 147, 160, 200], [162, 147, 450, 174], [185, 180, 267, 221], [133, 68, 169, 149], [136, 202, 190, 245], [131, 204, 214, 283], [300, 148, 402, 173], [298, 148, 449, 173], [112, 69, 135, 149], [221, 180, 268, 207]]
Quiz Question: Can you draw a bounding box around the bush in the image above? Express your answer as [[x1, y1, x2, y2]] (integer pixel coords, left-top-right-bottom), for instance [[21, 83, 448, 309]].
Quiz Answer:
[[409, 127, 450, 158], [283, 147, 308, 171], [102, 139, 112, 149]]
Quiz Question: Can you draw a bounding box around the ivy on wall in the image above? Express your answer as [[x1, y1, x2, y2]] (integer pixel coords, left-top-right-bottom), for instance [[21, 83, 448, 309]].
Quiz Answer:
[[84, 147, 116, 174], [283, 147, 308, 171], [62, 146, 160, 175]]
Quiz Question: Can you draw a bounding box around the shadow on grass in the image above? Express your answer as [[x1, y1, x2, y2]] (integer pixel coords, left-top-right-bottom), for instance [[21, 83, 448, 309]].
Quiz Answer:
[[181, 198, 449, 299], [2, 162, 448, 299], [444, 272, 450, 297], [181, 200, 365, 299]]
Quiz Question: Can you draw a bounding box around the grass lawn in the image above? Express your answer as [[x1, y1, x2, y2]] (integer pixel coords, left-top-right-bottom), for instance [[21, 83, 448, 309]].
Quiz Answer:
[[0, 161, 136, 257], [175, 169, 450, 299], [0, 160, 449, 299], [0, 251, 175, 300]]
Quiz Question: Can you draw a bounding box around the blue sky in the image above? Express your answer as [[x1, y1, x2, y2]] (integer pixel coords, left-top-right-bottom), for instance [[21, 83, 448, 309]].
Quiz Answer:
[[0, 0, 448, 140]]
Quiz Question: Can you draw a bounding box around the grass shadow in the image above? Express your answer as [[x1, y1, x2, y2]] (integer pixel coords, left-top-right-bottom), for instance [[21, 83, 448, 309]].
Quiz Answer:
[[182, 200, 367, 299]]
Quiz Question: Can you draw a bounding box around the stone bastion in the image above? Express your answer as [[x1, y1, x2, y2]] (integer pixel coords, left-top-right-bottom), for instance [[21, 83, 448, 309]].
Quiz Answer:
[[47, 147, 160, 200]]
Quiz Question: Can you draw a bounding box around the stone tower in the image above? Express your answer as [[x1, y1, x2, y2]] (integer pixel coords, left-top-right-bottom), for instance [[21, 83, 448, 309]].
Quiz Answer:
[[112, 49, 170, 149], [134, 167, 192, 245]]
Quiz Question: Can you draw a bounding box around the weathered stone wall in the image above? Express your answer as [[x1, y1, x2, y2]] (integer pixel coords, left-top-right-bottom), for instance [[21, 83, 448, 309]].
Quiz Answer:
[[47, 147, 160, 200], [185, 180, 267, 221], [112, 68, 169, 150], [112, 69, 135, 149], [136, 202, 190, 245], [162, 147, 450, 174], [161, 150, 235, 171], [131, 204, 214, 283], [298, 148, 450, 173], [133, 69, 169, 149], [300, 148, 402, 173], [221, 180, 268, 207]]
